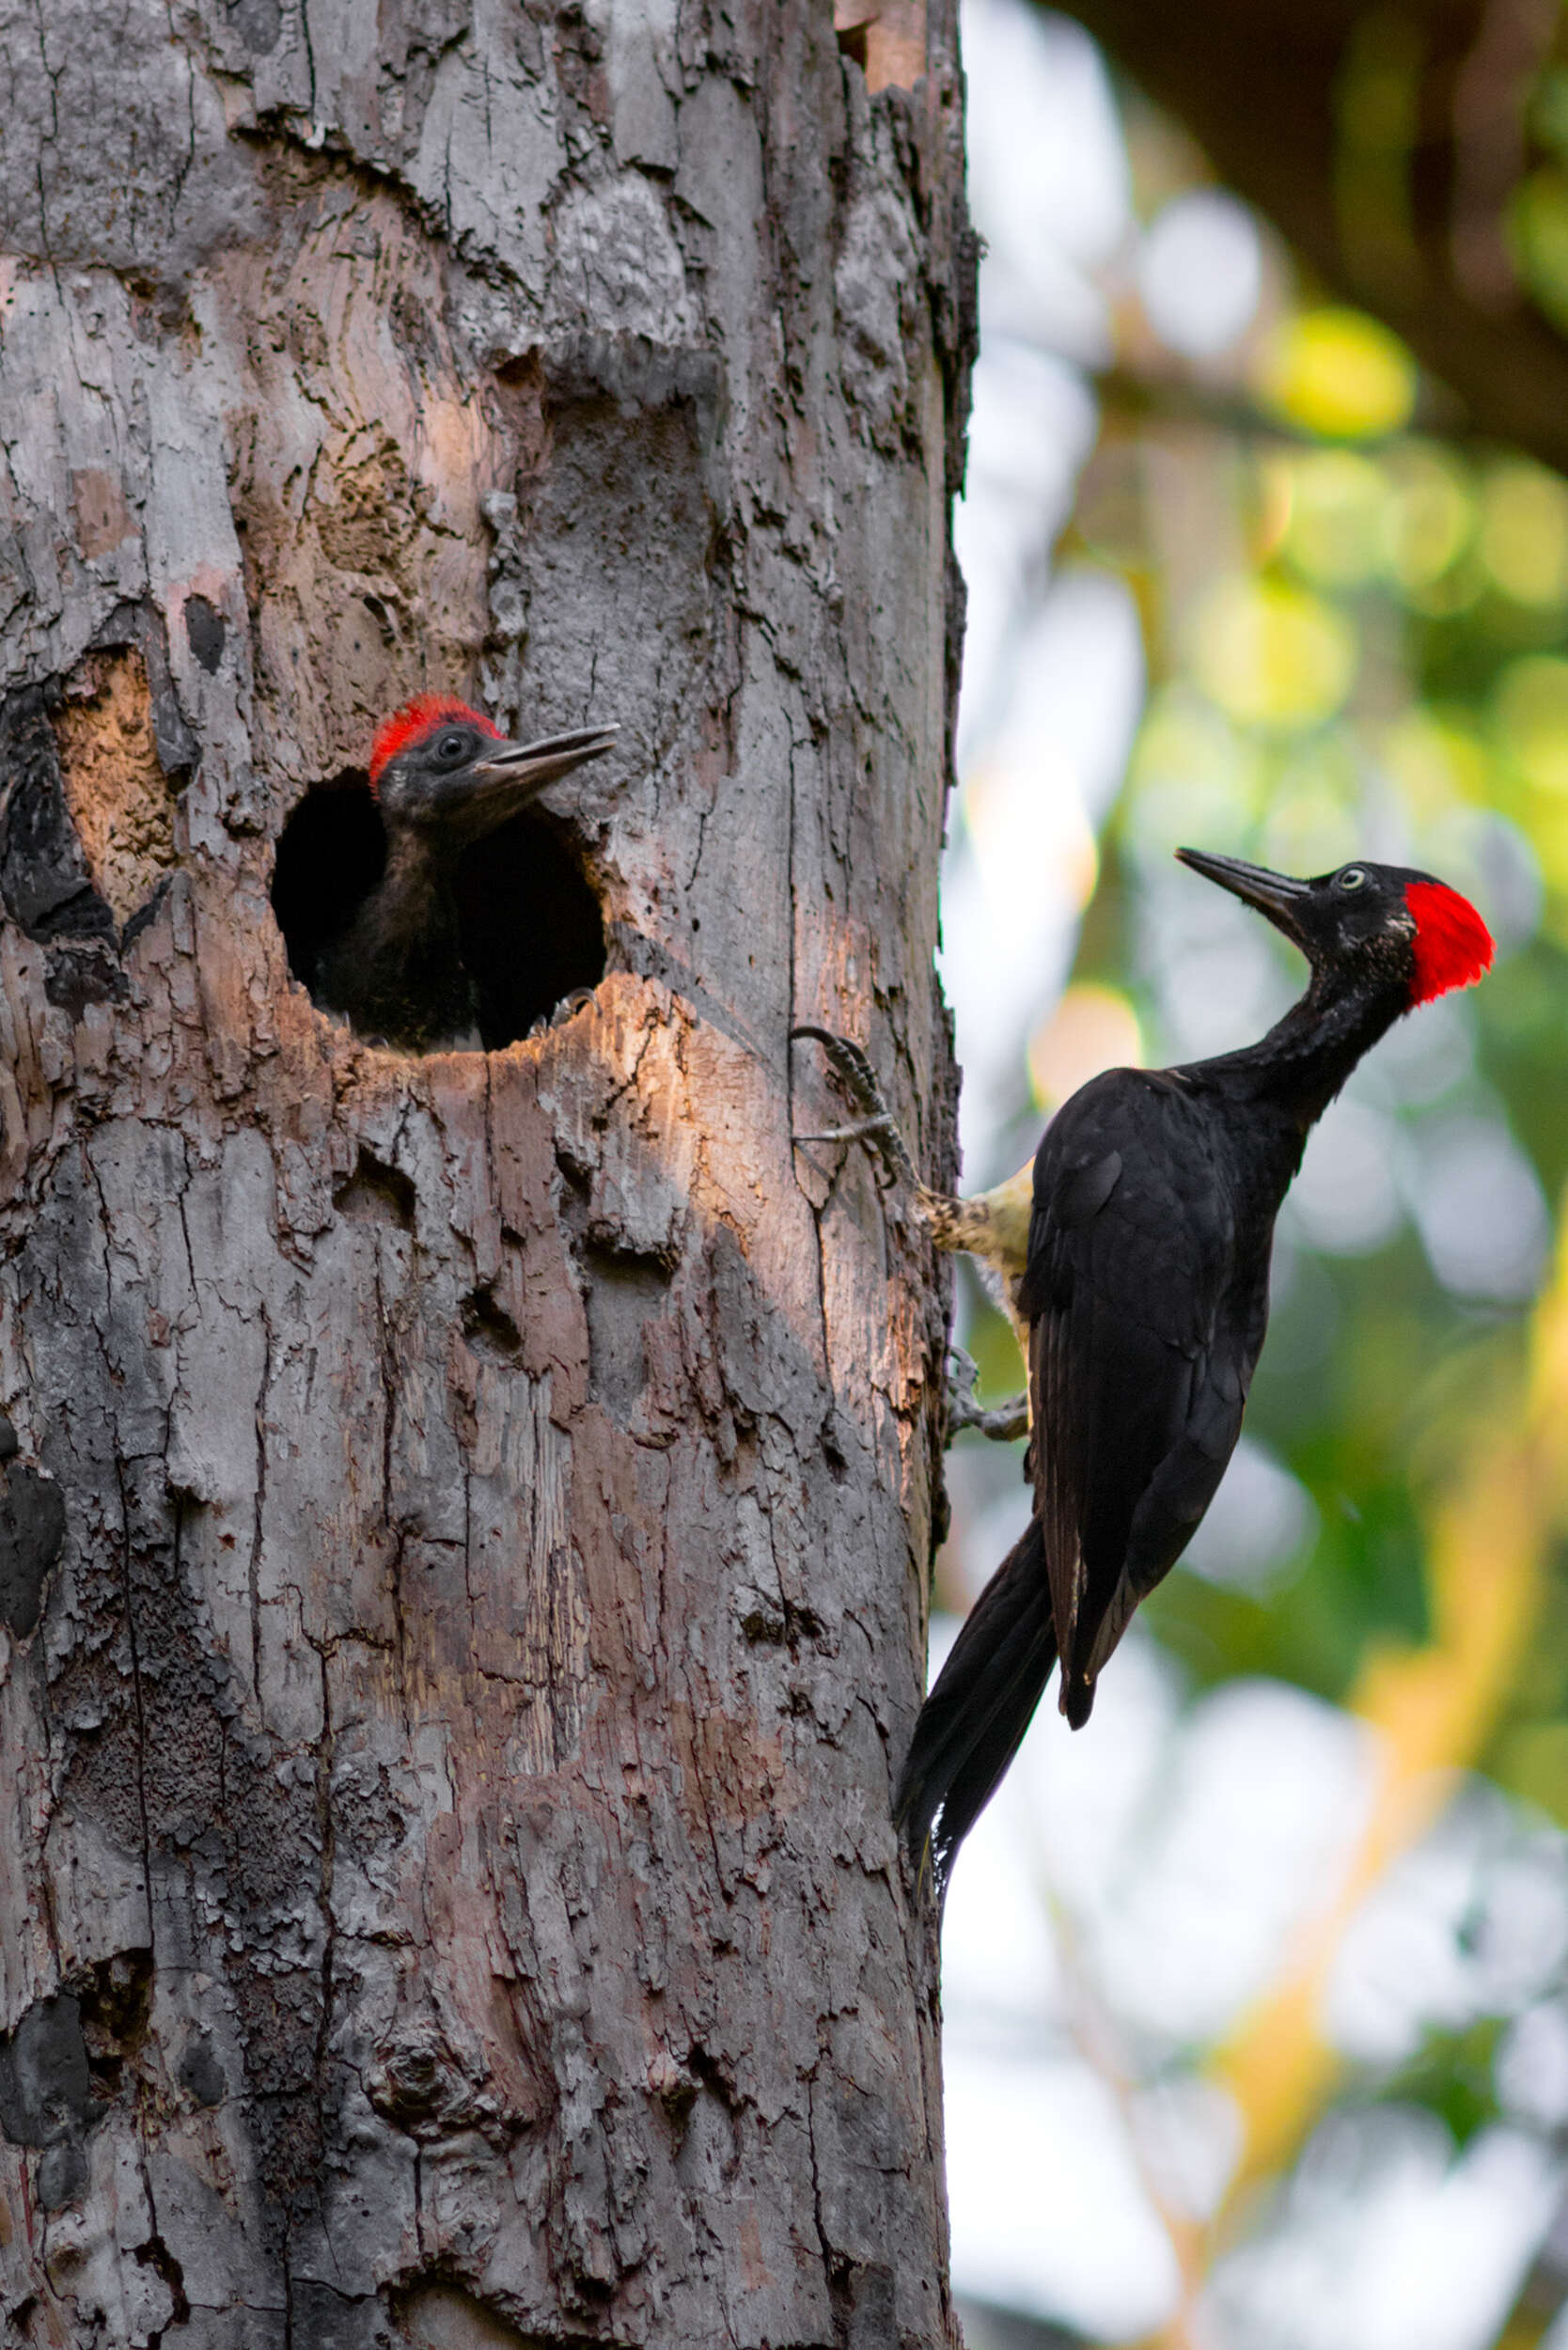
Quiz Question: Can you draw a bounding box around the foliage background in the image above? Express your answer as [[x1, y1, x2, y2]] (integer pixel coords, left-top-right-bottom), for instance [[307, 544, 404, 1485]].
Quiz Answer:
[[936, 6, 1568, 2344]]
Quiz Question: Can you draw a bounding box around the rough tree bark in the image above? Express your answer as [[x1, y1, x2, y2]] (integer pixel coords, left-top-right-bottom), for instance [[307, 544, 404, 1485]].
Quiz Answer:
[[0, 1, 973, 2342]]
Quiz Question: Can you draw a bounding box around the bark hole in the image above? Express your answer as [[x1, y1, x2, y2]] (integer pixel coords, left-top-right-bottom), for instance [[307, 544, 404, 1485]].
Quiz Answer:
[[0, 1457, 66, 1637], [461, 1287, 524, 1363], [450, 807, 607, 1049], [269, 771, 384, 995], [271, 778, 607, 1050], [581, 1246, 672, 1422], [0, 1950, 153, 2213], [836, 18, 870, 70], [335, 1148, 417, 1230], [388, 2280, 541, 2347]]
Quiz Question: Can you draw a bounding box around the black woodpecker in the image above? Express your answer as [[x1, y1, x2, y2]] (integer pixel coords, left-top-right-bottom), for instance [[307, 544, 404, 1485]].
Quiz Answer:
[[814, 851, 1496, 1895], [315, 695, 617, 1051]]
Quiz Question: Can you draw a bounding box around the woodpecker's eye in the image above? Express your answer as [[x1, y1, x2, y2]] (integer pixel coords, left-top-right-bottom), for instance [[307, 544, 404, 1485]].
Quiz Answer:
[[1337, 866, 1367, 892], [435, 730, 471, 762]]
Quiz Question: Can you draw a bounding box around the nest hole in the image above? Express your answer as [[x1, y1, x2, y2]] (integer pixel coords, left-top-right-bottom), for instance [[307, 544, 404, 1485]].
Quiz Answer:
[[271, 778, 607, 1052], [452, 812, 606, 1048]]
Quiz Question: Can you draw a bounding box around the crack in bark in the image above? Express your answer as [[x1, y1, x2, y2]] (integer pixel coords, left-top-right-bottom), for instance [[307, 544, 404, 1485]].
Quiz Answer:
[[249, 1303, 274, 1715], [83, 1143, 160, 1963]]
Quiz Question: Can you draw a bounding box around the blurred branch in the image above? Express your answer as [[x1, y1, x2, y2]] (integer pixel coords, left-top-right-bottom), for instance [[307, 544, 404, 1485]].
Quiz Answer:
[[1046, 0, 1568, 475], [1092, 361, 1457, 448]]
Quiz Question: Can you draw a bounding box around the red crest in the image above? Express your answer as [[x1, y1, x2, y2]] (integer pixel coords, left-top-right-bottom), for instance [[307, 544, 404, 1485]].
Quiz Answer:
[[1405, 880, 1495, 1007], [368, 696, 501, 794]]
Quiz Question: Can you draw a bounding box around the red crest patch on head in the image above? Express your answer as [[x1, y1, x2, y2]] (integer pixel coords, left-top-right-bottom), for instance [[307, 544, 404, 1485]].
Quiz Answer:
[[368, 695, 501, 793], [1404, 879, 1495, 1007]]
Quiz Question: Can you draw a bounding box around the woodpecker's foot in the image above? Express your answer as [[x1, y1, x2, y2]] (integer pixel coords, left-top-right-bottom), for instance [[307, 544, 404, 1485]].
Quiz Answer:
[[945, 1346, 1029, 1445], [790, 1026, 917, 1191], [952, 1392, 1031, 1444], [525, 988, 599, 1041]]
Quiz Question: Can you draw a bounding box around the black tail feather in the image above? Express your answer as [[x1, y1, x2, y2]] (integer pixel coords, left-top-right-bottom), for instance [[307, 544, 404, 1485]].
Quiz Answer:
[[894, 1516, 1057, 1898]]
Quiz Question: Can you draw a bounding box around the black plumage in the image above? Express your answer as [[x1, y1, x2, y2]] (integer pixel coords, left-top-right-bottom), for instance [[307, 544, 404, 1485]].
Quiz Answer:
[[898, 849, 1495, 1895]]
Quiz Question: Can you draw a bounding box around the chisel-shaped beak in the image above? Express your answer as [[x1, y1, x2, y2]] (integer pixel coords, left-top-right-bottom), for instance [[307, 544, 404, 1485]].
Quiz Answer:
[[441, 724, 619, 839], [1175, 847, 1314, 950], [471, 725, 619, 791]]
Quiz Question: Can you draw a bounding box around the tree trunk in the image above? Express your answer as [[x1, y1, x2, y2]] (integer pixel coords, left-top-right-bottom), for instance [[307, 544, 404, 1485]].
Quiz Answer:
[[0, 3, 973, 2343]]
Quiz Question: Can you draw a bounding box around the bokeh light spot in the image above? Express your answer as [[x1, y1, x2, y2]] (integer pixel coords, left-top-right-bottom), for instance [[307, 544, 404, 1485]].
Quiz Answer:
[[1138, 190, 1262, 359], [1381, 446, 1474, 596], [1288, 1100, 1404, 1256], [1378, 711, 1491, 820], [1027, 981, 1143, 1108], [1409, 1115, 1549, 1302], [1509, 166, 1568, 335], [1260, 733, 1363, 873], [963, 744, 1101, 915], [1254, 307, 1417, 441], [1192, 577, 1357, 731], [1125, 690, 1263, 858], [1495, 655, 1568, 795], [1182, 1434, 1318, 1588], [1477, 461, 1568, 608], [1280, 450, 1388, 589]]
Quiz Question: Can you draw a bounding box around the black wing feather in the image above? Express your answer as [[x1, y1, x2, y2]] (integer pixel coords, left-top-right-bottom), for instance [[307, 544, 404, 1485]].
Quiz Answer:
[[893, 1517, 1056, 1899], [1022, 1071, 1249, 1723]]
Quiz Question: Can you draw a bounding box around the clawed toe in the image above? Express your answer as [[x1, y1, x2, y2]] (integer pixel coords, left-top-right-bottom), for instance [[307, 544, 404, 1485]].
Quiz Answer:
[[945, 1346, 1028, 1444], [790, 1027, 916, 1189]]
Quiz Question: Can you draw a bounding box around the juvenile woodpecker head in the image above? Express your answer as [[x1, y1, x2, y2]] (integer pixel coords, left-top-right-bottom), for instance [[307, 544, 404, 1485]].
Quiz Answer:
[[1174, 849, 1494, 1010], [368, 695, 618, 847]]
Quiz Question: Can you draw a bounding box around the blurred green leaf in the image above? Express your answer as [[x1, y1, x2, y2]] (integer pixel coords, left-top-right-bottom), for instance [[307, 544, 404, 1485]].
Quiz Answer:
[[1374, 2026, 1505, 2148]]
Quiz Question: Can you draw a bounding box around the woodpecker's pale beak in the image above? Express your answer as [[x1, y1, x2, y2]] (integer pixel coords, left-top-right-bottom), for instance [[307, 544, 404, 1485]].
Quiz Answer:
[[472, 724, 619, 792], [440, 723, 619, 838], [1175, 847, 1312, 948]]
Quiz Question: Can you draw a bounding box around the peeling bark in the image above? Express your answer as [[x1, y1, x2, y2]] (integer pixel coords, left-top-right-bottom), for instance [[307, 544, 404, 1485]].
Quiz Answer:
[[0, 0, 973, 2342]]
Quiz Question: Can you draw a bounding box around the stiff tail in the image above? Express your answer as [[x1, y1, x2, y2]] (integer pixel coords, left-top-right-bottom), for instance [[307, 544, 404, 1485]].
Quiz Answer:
[[894, 1517, 1056, 1898]]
